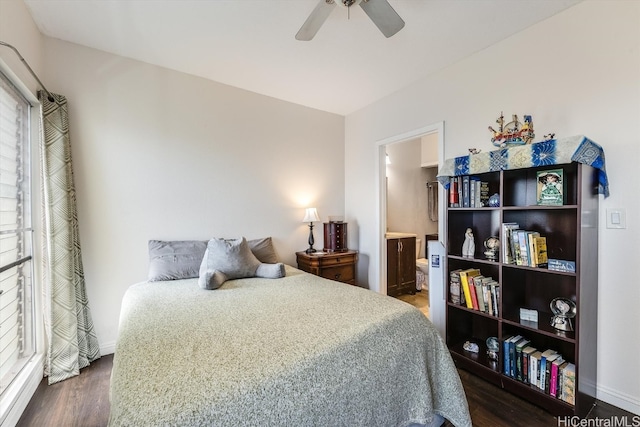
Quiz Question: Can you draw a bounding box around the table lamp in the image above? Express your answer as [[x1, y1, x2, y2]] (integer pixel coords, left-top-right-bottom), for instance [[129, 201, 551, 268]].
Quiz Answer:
[[303, 208, 320, 253]]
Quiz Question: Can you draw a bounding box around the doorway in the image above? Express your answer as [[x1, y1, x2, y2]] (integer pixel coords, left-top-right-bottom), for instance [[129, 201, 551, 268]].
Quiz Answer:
[[376, 122, 446, 322]]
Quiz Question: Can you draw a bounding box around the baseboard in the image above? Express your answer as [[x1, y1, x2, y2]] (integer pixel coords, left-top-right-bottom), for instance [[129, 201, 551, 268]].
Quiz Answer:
[[0, 353, 44, 427], [598, 384, 640, 416], [100, 340, 116, 356]]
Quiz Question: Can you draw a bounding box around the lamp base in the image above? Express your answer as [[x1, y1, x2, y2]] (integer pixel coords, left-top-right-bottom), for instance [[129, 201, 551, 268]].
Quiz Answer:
[[306, 222, 317, 254]]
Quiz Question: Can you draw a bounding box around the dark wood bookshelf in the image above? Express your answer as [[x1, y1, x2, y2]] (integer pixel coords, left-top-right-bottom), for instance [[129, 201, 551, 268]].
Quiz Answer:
[[445, 162, 599, 417]]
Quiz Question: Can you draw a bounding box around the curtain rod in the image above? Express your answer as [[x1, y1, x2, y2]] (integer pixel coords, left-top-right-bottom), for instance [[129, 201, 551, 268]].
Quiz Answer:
[[0, 41, 55, 102]]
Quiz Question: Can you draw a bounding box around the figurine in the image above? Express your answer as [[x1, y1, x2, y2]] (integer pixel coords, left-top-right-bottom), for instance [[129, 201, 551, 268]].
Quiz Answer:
[[544, 133, 556, 141], [462, 228, 475, 258], [463, 340, 479, 353], [468, 148, 481, 155]]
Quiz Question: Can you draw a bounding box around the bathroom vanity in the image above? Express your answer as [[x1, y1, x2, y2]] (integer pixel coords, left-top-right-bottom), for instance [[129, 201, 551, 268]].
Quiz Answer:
[[385, 232, 417, 297]]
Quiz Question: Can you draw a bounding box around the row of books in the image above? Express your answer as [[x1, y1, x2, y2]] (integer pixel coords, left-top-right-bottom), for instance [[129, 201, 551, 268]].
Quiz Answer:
[[448, 176, 489, 208], [449, 268, 500, 316], [501, 223, 548, 267], [503, 335, 575, 404]]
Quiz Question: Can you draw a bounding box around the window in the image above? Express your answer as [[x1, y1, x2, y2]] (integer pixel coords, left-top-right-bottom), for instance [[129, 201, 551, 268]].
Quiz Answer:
[[0, 71, 35, 396]]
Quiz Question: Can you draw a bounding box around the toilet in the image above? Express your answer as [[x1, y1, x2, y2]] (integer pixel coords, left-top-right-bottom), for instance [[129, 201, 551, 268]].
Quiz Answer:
[[415, 238, 429, 291]]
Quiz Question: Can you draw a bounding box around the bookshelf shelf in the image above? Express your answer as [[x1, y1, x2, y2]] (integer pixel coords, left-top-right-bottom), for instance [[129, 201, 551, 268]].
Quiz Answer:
[[444, 161, 599, 417], [501, 318, 576, 343]]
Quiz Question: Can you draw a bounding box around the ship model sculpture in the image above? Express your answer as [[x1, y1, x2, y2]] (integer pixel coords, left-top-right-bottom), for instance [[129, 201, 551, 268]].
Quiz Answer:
[[488, 112, 535, 147]]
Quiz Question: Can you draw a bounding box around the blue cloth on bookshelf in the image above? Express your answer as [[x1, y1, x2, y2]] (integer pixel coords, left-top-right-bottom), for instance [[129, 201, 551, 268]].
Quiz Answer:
[[437, 135, 610, 197]]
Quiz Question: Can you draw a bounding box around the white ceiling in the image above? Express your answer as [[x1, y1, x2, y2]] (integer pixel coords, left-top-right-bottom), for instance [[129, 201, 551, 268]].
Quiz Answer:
[[24, 0, 581, 116]]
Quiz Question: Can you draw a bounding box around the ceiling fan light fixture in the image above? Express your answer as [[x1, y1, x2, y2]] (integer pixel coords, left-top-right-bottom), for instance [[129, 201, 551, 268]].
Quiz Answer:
[[338, 0, 360, 7], [296, 0, 404, 41]]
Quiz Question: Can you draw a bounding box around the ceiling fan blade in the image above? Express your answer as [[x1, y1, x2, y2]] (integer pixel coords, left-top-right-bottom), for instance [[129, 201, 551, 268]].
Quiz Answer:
[[296, 0, 337, 41], [359, 0, 405, 38]]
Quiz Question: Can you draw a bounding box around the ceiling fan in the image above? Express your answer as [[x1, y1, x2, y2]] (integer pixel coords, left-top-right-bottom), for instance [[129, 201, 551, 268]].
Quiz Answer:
[[296, 0, 405, 41]]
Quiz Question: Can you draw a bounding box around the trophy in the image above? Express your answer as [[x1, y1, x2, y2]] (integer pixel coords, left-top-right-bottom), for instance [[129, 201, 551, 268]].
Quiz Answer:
[[483, 236, 500, 261], [550, 297, 577, 332], [486, 337, 499, 361]]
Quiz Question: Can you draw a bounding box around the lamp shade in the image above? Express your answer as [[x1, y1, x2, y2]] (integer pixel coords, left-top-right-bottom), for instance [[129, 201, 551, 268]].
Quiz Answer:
[[303, 207, 320, 223]]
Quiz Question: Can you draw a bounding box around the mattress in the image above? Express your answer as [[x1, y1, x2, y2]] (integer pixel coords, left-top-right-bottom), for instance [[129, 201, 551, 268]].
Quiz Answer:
[[109, 265, 471, 426]]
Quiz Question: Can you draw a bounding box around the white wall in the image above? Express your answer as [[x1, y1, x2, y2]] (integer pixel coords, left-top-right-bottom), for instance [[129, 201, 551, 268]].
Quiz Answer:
[[345, 0, 640, 414], [386, 140, 438, 258], [39, 39, 345, 354]]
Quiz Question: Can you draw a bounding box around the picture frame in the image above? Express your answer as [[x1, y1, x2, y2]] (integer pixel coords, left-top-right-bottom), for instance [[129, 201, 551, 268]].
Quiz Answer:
[[536, 168, 564, 206]]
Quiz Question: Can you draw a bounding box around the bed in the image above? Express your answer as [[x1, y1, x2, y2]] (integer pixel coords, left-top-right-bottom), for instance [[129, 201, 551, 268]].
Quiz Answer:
[[109, 265, 471, 426]]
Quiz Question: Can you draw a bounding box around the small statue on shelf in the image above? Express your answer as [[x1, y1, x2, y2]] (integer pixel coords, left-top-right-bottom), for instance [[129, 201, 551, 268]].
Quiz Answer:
[[462, 228, 475, 258]]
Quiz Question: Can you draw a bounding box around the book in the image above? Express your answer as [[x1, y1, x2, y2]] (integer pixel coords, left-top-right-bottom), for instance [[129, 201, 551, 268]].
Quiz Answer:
[[515, 339, 531, 381], [510, 337, 527, 378], [503, 335, 521, 376], [449, 269, 463, 304], [550, 356, 565, 397], [482, 282, 492, 315], [526, 231, 540, 267], [561, 363, 576, 404], [473, 179, 482, 208], [537, 168, 564, 206], [522, 346, 537, 384], [490, 282, 498, 316], [501, 223, 519, 265], [539, 349, 557, 391], [470, 177, 476, 207], [556, 361, 569, 399], [532, 236, 548, 267], [462, 175, 470, 208], [468, 276, 480, 310], [511, 230, 523, 265], [544, 353, 561, 394], [479, 181, 489, 207], [517, 230, 530, 266], [472, 275, 485, 312], [529, 350, 542, 387], [449, 178, 459, 207], [459, 268, 480, 309]]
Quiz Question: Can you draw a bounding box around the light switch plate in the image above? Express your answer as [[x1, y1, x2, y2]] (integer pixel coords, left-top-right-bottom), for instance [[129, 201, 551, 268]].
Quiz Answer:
[[606, 208, 626, 229]]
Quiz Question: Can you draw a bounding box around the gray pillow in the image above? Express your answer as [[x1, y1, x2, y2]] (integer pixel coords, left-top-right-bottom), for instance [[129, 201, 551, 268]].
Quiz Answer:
[[247, 237, 279, 263], [198, 237, 285, 290], [148, 240, 207, 281]]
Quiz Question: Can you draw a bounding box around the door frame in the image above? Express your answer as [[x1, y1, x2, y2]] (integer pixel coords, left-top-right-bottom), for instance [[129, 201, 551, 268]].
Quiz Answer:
[[375, 121, 445, 297]]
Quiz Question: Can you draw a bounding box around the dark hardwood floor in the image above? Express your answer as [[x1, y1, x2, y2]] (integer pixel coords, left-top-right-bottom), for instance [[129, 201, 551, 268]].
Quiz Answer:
[[17, 353, 636, 426], [17, 355, 112, 427]]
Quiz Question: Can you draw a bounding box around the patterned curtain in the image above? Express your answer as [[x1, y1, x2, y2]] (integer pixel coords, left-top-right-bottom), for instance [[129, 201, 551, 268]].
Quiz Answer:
[[38, 91, 100, 384]]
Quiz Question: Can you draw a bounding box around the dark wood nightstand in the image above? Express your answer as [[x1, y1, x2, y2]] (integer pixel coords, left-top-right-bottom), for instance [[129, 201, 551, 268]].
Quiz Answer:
[[295, 250, 358, 285]]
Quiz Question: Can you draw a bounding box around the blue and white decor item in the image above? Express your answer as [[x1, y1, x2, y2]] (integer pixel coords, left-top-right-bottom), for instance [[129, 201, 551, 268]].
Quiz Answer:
[[436, 135, 609, 198]]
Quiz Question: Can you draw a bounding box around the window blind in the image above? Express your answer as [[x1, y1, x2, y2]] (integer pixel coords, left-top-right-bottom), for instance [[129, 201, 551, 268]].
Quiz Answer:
[[0, 71, 34, 395]]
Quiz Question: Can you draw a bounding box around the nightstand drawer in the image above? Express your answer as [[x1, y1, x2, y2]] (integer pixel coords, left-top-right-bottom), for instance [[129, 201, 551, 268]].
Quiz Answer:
[[295, 250, 358, 285], [317, 253, 356, 267], [320, 265, 354, 283]]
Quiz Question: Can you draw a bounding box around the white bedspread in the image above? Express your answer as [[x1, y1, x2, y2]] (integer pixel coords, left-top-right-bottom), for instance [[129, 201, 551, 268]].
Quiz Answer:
[[109, 266, 471, 426]]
